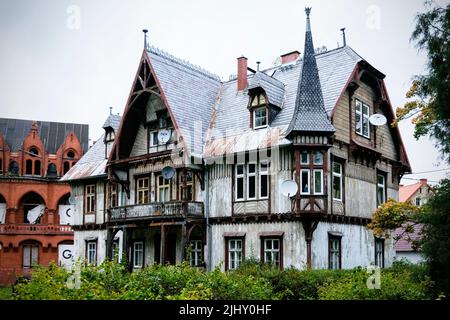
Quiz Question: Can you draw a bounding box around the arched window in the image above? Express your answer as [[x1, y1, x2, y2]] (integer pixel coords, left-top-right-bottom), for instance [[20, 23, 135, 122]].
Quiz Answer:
[[63, 161, 70, 175], [0, 157, 3, 174], [67, 151, 75, 159], [34, 160, 41, 175], [20, 192, 45, 224], [9, 161, 19, 175], [29, 148, 39, 156], [26, 159, 33, 175], [47, 163, 57, 177]]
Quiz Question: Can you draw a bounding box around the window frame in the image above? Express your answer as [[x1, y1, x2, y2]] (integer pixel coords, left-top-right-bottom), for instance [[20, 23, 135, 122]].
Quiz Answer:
[[246, 162, 257, 200], [355, 98, 370, 138], [328, 235, 342, 270], [136, 176, 150, 204], [259, 162, 269, 199], [84, 184, 96, 214], [235, 164, 245, 201], [300, 169, 310, 195], [86, 240, 97, 265], [260, 236, 283, 269], [376, 172, 387, 207], [225, 237, 245, 271], [332, 162, 343, 201], [313, 169, 324, 195], [189, 240, 203, 267], [374, 237, 385, 268], [253, 106, 268, 129], [23, 243, 39, 268], [157, 174, 171, 203], [133, 241, 144, 268]]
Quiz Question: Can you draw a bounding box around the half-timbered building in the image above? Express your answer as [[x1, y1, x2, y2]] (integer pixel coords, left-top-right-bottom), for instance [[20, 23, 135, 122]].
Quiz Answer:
[[64, 9, 410, 271]]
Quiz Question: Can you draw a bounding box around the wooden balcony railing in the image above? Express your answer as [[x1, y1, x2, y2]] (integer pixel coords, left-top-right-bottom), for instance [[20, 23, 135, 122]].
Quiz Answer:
[[108, 201, 204, 221], [0, 224, 73, 234]]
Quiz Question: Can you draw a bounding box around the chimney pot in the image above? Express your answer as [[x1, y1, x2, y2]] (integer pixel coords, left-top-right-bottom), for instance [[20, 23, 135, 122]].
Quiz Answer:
[[280, 51, 300, 64], [237, 56, 248, 91], [420, 178, 428, 184]]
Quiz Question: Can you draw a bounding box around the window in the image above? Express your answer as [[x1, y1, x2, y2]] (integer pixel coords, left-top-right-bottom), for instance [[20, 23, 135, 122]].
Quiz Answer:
[[247, 163, 256, 199], [415, 197, 421, 206], [235, 162, 270, 201], [67, 151, 75, 159], [26, 159, 32, 175], [376, 173, 386, 206], [9, 161, 19, 175], [300, 169, 310, 194], [179, 171, 194, 201], [133, 241, 144, 268], [136, 177, 149, 204], [29, 148, 39, 156], [84, 184, 96, 213], [109, 182, 118, 208], [47, 163, 57, 177], [375, 238, 384, 268], [149, 130, 158, 147], [313, 169, 323, 194], [34, 160, 41, 175], [259, 162, 269, 199], [190, 240, 202, 267], [328, 235, 341, 270], [313, 151, 323, 165], [253, 107, 267, 129], [86, 241, 97, 265], [332, 162, 343, 201], [23, 244, 39, 268], [300, 151, 309, 165], [251, 93, 266, 107], [63, 161, 70, 175], [157, 175, 170, 203], [226, 238, 244, 270], [112, 240, 120, 262], [0, 158, 2, 173], [262, 238, 282, 268], [235, 165, 245, 201], [355, 99, 370, 138]]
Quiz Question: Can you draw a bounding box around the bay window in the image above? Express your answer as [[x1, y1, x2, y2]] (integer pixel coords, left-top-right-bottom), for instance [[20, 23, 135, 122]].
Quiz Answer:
[[332, 162, 343, 201], [298, 150, 325, 196]]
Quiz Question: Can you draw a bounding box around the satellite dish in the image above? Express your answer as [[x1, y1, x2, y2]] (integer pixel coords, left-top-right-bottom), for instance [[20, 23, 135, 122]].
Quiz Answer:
[[157, 129, 171, 144], [369, 114, 387, 126], [162, 166, 175, 180], [280, 180, 298, 197]]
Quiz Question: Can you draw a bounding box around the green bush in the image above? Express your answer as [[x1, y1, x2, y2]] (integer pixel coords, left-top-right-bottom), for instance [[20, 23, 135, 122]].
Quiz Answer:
[[11, 259, 434, 300]]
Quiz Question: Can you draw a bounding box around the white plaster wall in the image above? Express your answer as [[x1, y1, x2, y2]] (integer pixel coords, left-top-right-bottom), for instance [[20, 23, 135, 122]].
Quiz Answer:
[[210, 221, 307, 270], [74, 230, 108, 264], [312, 222, 395, 269]]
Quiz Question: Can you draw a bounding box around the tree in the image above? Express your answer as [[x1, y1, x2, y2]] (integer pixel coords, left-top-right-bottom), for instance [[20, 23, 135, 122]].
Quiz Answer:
[[394, 1, 450, 163]]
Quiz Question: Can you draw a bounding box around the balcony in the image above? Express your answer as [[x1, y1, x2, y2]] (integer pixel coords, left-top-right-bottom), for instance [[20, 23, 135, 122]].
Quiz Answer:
[[108, 201, 204, 222], [0, 224, 73, 235]]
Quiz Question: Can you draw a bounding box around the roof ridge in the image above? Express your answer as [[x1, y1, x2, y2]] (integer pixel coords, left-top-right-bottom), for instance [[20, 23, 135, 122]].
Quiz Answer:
[[148, 46, 221, 82]]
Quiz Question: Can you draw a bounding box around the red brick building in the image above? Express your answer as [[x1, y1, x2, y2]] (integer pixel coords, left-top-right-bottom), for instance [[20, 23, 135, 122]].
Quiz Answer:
[[0, 118, 88, 285]]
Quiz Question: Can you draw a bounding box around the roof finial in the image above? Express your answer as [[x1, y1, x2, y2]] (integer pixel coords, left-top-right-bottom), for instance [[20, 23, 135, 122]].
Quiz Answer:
[[340, 27, 347, 47], [109, 106, 112, 115], [305, 7, 311, 32], [143, 29, 148, 50], [256, 61, 261, 71]]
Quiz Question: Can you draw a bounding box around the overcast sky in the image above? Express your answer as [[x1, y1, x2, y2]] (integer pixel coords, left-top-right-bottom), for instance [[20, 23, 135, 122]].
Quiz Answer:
[[0, 0, 448, 184]]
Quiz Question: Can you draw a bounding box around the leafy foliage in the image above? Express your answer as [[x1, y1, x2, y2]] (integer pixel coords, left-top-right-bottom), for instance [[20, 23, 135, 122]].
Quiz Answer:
[[368, 198, 421, 237], [416, 179, 450, 297], [11, 258, 434, 300], [394, 1, 450, 162]]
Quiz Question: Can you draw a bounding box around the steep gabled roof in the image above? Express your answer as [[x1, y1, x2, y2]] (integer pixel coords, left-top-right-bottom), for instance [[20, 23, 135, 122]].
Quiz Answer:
[[399, 180, 429, 202], [146, 47, 222, 157], [61, 115, 121, 181], [286, 8, 335, 135], [0, 118, 89, 154]]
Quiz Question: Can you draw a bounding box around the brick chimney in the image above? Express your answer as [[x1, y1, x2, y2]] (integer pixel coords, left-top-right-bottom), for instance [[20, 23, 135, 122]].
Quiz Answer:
[[420, 178, 428, 185], [237, 56, 248, 91], [281, 50, 300, 64]]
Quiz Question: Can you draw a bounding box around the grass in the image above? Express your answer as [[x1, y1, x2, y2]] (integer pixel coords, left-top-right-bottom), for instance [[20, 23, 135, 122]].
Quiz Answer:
[[0, 287, 13, 300]]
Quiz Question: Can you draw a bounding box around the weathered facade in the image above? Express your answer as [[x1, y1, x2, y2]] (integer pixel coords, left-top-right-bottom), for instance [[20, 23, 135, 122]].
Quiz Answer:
[[64, 9, 410, 272], [0, 118, 88, 285]]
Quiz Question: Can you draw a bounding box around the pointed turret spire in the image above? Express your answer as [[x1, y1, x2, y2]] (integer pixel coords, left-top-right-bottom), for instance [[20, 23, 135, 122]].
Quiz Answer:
[[286, 8, 335, 136]]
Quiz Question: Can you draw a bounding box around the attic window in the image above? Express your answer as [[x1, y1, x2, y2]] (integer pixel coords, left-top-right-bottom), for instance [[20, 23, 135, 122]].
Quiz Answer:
[[251, 94, 266, 107], [254, 107, 267, 129]]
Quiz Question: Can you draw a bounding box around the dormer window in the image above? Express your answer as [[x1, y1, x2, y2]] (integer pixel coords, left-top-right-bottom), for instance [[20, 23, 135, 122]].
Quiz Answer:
[[253, 107, 267, 129], [105, 129, 115, 142], [355, 99, 370, 138], [250, 93, 268, 129]]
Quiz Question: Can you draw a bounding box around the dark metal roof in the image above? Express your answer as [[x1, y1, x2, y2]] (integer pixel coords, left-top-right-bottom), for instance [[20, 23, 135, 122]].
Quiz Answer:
[[286, 8, 335, 135], [0, 118, 89, 154]]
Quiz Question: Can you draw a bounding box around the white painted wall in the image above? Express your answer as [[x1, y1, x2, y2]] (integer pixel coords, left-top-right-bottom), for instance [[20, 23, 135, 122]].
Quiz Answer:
[[395, 251, 425, 264]]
